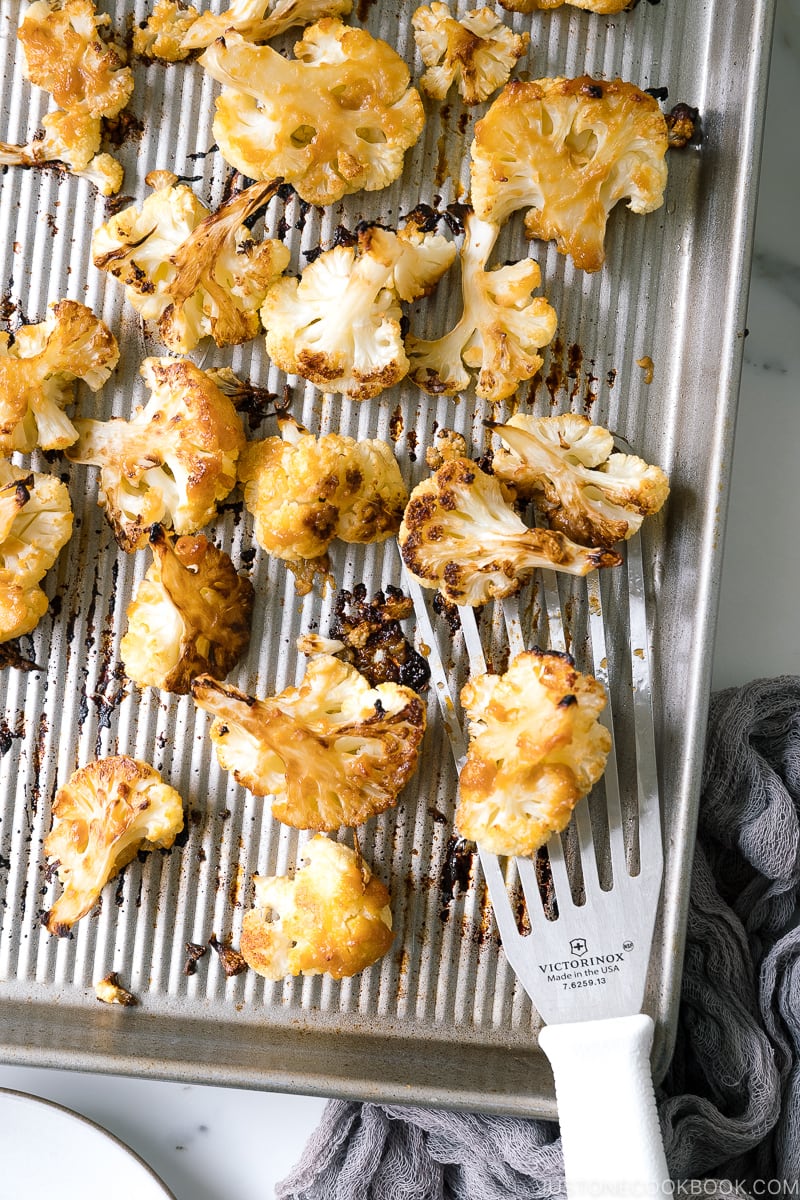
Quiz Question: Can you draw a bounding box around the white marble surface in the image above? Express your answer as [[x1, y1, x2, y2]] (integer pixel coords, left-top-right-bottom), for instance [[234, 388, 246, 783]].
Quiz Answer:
[[0, 5, 797, 1198]]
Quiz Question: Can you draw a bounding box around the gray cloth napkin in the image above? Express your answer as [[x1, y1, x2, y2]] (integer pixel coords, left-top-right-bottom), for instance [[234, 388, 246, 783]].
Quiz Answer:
[[276, 677, 800, 1199]]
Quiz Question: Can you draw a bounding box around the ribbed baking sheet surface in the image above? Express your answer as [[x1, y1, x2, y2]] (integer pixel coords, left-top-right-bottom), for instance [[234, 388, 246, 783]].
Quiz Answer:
[[0, 0, 775, 1114]]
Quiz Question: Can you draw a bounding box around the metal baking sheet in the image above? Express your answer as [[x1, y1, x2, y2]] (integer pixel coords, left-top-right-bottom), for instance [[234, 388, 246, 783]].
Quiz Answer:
[[0, 0, 776, 1116]]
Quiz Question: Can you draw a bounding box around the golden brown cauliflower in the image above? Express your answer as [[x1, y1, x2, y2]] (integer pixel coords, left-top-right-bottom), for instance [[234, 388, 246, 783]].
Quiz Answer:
[[239, 417, 408, 595], [133, 0, 201, 60], [198, 19, 425, 205], [191, 655, 426, 830], [399, 457, 620, 606], [456, 650, 611, 856], [44, 756, 184, 936], [499, 0, 629, 12], [0, 300, 118, 456], [412, 3, 529, 106], [491, 413, 670, 547], [407, 212, 556, 403], [240, 835, 393, 980], [470, 77, 668, 271], [261, 221, 455, 401], [0, 463, 73, 643], [179, 0, 354, 52], [93, 173, 289, 355], [121, 525, 255, 694], [67, 358, 245, 552], [0, 0, 133, 195]]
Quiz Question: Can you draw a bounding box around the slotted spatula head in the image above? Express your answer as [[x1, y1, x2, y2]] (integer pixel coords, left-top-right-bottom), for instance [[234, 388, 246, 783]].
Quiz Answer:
[[466, 532, 664, 1027], [402, 529, 670, 1197]]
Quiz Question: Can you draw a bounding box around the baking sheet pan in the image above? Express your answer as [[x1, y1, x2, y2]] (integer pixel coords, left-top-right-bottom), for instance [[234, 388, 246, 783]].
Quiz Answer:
[[0, 0, 776, 1116]]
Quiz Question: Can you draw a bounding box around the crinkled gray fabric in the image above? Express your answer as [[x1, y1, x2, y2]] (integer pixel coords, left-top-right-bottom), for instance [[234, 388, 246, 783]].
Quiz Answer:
[[277, 677, 800, 1200]]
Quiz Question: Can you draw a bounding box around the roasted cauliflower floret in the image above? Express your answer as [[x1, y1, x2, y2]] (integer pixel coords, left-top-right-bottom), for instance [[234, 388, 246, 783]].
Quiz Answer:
[[44, 756, 184, 935], [133, 0, 200, 61], [67, 358, 245, 551], [456, 650, 611, 856], [198, 19, 425, 205], [93, 173, 289, 355], [412, 4, 529, 106], [180, 0, 353, 52], [240, 835, 393, 979], [399, 457, 620, 606], [240, 417, 408, 594], [261, 221, 454, 400], [499, 0, 629, 13], [407, 213, 556, 403], [0, 0, 133, 194], [491, 414, 670, 547], [470, 77, 668, 271], [0, 463, 73, 642], [121, 525, 254, 694], [191, 655, 426, 830], [0, 300, 118, 455]]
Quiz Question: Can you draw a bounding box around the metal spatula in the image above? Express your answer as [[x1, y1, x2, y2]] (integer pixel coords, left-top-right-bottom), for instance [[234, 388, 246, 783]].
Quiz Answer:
[[402, 530, 670, 1198]]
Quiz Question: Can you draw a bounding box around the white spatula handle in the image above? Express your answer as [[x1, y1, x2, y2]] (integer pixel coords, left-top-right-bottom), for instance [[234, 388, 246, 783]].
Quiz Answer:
[[539, 1014, 670, 1198]]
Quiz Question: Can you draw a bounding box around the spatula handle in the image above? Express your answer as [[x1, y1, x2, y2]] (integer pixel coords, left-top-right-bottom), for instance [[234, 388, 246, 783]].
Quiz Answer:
[[539, 1013, 669, 1198]]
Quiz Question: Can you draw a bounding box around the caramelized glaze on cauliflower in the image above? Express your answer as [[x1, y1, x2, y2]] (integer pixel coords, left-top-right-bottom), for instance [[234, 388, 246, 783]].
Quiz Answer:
[[240, 835, 393, 979], [191, 655, 426, 830], [93, 173, 289, 355], [0, 300, 118, 455], [261, 221, 455, 400], [0, 463, 73, 642], [198, 19, 425, 205], [470, 77, 668, 271], [133, 0, 201, 60], [240, 417, 408, 594], [399, 457, 620, 606], [408, 212, 556, 402], [67, 358, 245, 551], [499, 0, 629, 12], [456, 650, 611, 856], [412, 3, 529, 106], [121, 525, 254, 694], [180, 0, 353, 52], [44, 756, 184, 935], [491, 414, 670, 547], [0, 0, 133, 194]]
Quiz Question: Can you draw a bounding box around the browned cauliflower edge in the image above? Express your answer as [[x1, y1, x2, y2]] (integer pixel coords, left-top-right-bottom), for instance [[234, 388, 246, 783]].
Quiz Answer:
[[499, 0, 629, 12], [198, 19, 425, 205], [0, 300, 119, 455], [260, 220, 455, 400], [399, 457, 621, 607], [121, 525, 255, 694], [67, 357, 246, 551], [44, 756, 184, 936], [0, 0, 134, 195], [239, 417, 408, 595], [456, 650, 611, 856], [0, 463, 73, 643], [93, 174, 289, 355], [191, 655, 426, 831], [470, 76, 668, 271], [412, 3, 529, 106], [240, 835, 393, 980], [491, 413, 670, 547], [407, 211, 557, 403]]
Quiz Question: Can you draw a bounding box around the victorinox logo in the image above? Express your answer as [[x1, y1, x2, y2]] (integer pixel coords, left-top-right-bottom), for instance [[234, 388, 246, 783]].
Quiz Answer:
[[569, 938, 587, 955]]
